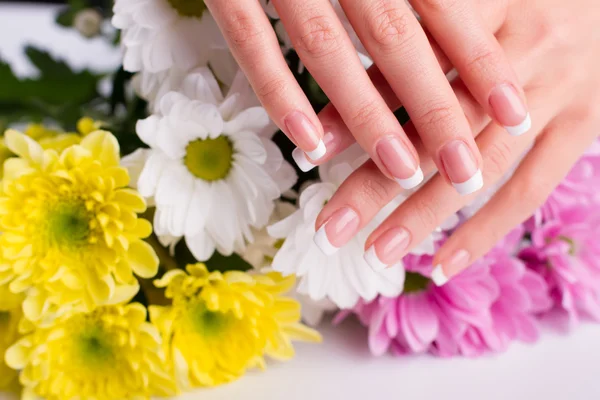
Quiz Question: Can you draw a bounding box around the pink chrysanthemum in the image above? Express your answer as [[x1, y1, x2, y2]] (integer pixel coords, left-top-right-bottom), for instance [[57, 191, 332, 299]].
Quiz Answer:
[[520, 207, 600, 330], [348, 228, 551, 357], [537, 141, 600, 221]]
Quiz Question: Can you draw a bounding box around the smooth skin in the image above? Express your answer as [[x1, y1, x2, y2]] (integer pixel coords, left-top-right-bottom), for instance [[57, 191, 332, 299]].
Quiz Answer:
[[205, 0, 528, 193], [314, 0, 600, 281]]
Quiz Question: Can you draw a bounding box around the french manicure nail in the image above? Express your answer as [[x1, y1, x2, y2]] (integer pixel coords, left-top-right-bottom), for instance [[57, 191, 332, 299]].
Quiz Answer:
[[364, 227, 411, 272], [432, 249, 471, 286], [314, 207, 360, 255], [376, 136, 423, 189], [489, 84, 531, 136], [292, 132, 338, 172], [284, 111, 326, 160], [439, 140, 483, 196]]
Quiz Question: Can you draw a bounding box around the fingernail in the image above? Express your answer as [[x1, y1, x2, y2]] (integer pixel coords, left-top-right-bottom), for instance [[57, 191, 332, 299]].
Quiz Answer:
[[439, 140, 483, 195], [284, 111, 326, 160], [292, 132, 338, 172], [432, 249, 470, 286], [376, 136, 423, 189], [314, 207, 360, 255], [489, 84, 531, 136], [364, 227, 411, 272]]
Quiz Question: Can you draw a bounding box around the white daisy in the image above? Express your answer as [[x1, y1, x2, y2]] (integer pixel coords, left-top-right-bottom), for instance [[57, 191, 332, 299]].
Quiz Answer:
[[267, 146, 403, 309], [132, 51, 239, 112], [112, 0, 226, 74], [134, 67, 296, 261]]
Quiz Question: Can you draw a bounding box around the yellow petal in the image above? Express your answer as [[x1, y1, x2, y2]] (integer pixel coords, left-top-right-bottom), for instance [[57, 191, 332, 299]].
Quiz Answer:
[[128, 240, 159, 279], [4, 129, 43, 164], [153, 269, 185, 288], [114, 189, 147, 213], [81, 131, 120, 167], [5, 338, 31, 369]]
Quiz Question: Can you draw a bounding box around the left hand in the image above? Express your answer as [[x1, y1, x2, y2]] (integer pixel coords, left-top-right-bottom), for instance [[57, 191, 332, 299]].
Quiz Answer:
[[312, 0, 600, 283]]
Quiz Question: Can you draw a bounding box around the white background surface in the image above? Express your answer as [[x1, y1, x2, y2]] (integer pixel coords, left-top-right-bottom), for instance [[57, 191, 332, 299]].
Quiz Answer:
[[1, 4, 600, 400]]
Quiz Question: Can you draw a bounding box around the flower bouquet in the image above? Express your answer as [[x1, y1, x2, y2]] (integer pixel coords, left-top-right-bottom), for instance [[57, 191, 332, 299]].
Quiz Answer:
[[0, 1, 599, 399]]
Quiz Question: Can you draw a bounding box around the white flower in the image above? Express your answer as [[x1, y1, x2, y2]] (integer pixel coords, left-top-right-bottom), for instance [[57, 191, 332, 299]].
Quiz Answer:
[[132, 52, 239, 112], [112, 0, 225, 74], [134, 67, 296, 261], [267, 146, 403, 309]]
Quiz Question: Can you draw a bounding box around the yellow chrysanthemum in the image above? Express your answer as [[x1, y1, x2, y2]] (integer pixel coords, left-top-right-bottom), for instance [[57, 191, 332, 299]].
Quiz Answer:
[[0, 285, 24, 391], [0, 129, 158, 324], [0, 123, 83, 178], [150, 264, 321, 388], [5, 304, 175, 400]]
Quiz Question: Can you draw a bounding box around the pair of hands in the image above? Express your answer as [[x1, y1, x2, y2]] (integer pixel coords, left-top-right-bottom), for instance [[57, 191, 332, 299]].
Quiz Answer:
[[205, 0, 600, 282]]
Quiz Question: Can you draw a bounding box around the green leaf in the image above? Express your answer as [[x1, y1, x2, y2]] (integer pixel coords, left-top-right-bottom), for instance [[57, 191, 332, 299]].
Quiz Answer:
[[0, 46, 103, 129]]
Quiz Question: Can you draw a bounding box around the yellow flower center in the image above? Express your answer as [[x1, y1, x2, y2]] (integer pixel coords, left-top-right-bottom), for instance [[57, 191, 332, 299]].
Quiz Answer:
[[188, 301, 233, 337], [403, 272, 431, 293], [46, 201, 91, 247], [167, 0, 207, 18], [0, 311, 9, 326], [76, 333, 115, 366], [184, 137, 234, 181]]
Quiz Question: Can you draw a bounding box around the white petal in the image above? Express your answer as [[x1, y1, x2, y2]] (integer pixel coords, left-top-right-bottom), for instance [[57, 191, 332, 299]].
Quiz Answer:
[[137, 151, 169, 197], [184, 180, 211, 236], [224, 107, 270, 134], [232, 131, 267, 164], [136, 115, 160, 147], [180, 67, 223, 104], [186, 231, 216, 262]]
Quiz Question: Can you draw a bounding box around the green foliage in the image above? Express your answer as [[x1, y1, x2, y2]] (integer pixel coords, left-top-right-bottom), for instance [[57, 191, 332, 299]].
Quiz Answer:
[[0, 46, 102, 131]]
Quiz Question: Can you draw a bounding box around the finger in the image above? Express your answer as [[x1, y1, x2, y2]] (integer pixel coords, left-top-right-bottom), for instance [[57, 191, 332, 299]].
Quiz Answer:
[[432, 109, 600, 284], [312, 79, 488, 255], [410, 0, 531, 137], [363, 85, 562, 270], [273, 0, 424, 189], [339, 0, 486, 196], [206, 0, 327, 159], [293, 70, 489, 175], [293, 0, 510, 171]]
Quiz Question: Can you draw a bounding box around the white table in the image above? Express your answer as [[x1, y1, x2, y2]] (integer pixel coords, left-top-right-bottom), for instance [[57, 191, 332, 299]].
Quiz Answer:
[[1, 4, 599, 400]]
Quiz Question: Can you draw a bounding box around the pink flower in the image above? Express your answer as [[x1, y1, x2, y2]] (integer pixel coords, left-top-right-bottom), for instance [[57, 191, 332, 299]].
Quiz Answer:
[[537, 141, 600, 222], [348, 227, 552, 357], [520, 206, 600, 330]]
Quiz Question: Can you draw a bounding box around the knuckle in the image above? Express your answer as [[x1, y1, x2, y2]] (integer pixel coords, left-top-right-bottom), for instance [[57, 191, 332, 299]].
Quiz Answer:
[[364, 4, 415, 50], [348, 99, 385, 130], [415, 102, 456, 132], [484, 141, 514, 179], [295, 15, 343, 58], [356, 176, 394, 208], [223, 9, 266, 49], [255, 76, 287, 104], [463, 47, 502, 76], [417, 0, 461, 13], [411, 198, 439, 229]]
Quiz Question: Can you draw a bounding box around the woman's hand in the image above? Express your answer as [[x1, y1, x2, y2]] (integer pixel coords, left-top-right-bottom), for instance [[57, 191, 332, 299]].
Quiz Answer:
[[205, 0, 528, 193], [313, 0, 600, 281]]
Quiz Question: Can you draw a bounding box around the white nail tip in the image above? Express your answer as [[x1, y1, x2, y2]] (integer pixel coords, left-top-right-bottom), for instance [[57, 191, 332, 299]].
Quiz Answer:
[[452, 170, 483, 196], [364, 246, 388, 272], [306, 139, 326, 160], [504, 113, 532, 137], [292, 147, 315, 172], [396, 167, 424, 190], [314, 225, 339, 256], [431, 264, 449, 286]]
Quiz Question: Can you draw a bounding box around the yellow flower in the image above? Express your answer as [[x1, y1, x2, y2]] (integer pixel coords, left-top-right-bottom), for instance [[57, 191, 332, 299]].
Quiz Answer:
[[0, 123, 82, 178], [0, 285, 24, 391], [150, 264, 321, 389], [76, 117, 103, 136], [0, 130, 158, 324], [5, 304, 175, 400]]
